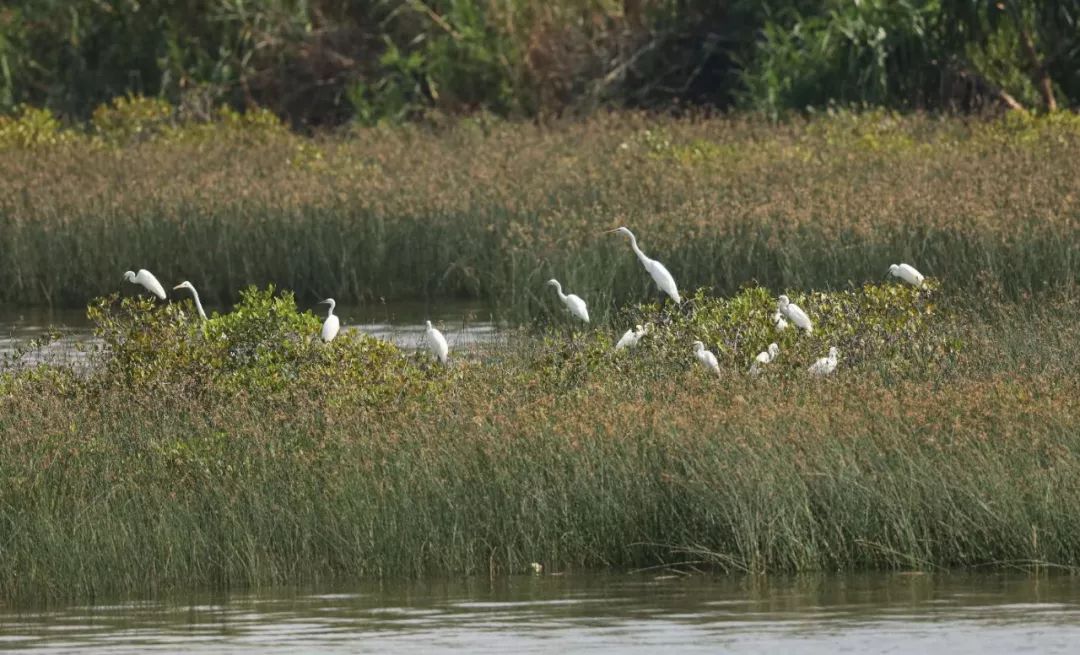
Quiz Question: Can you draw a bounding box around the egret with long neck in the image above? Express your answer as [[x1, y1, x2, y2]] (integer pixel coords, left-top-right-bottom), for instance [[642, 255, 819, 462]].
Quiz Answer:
[[607, 227, 680, 303], [319, 298, 340, 342], [546, 279, 590, 323], [172, 281, 207, 320]]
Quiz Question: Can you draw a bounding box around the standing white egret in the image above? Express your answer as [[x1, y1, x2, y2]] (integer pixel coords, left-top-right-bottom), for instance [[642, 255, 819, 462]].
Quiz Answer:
[[546, 279, 590, 323], [749, 342, 780, 376], [889, 263, 925, 288], [172, 281, 207, 320], [425, 320, 449, 365], [319, 299, 340, 343], [808, 346, 839, 377], [771, 311, 788, 332], [614, 324, 647, 352], [607, 227, 680, 303], [777, 294, 813, 333], [124, 269, 167, 300], [693, 341, 720, 377]]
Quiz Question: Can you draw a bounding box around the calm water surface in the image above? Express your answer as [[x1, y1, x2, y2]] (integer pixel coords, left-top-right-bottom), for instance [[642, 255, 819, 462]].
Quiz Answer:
[[0, 300, 499, 366], [1, 573, 1078, 653]]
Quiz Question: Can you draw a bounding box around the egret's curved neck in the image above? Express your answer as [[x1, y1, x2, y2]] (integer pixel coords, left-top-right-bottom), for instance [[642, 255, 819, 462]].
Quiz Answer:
[[189, 287, 207, 320], [625, 232, 648, 264], [326, 300, 336, 316], [550, 281, 565, 299]]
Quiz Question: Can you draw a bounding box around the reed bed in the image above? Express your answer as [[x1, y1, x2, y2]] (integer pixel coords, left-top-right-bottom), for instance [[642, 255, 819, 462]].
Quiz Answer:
[[0, 294, 1078, 603], [1, 112, 1078, 319]]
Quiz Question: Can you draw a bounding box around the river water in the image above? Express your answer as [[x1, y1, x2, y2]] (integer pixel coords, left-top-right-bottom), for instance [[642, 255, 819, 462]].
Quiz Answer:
[[1, 572, 1077, 653], [0, 301, 500, 367]]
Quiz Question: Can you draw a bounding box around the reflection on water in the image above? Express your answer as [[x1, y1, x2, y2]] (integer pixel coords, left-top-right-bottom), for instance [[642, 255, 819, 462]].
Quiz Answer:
[[0, 573, 1078, 653], [0, 301, 500, 368]]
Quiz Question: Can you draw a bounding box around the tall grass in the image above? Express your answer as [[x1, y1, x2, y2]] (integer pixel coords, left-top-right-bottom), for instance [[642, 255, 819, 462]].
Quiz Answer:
[[1, 112, 1079, 321], [1, 294, 1079, 602]]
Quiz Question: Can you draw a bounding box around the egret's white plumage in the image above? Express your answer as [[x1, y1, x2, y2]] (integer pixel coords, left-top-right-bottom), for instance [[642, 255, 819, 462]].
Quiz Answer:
[[889, 263, 925, 288], [749, 342, 780, 376], [808, 346, 839, 377], [319, 298, 340, 343], [777, 294, 813, 333], [772, 311, 788, 332], [608, 227, 680, 303], [124, 269, 167, 300], [546, 279, 590, 323], [425, 320, 449, 364], [615, 324, 647, 351], [693, 340, 720, 376], [172, 281, 207, 320]]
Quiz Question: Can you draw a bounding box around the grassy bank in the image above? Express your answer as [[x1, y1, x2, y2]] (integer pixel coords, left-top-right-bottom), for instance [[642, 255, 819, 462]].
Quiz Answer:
[[1, 111, 1079, 319], [1, 286, 1079, 602]]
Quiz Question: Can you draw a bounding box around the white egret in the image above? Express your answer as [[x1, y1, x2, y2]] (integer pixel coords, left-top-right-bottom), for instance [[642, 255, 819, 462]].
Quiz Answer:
[[319, 299, 340, 343], [693, 340, 720, 377], [749, 342, 780, 377], [425, 320, 449, 365], [771, 311, 788, 332], [614, 324, 647, 352], [172, 281, 207, 320], [777, 294, 813, 333], [889, 263, 925, 288], [546, 279, 589, 323], [808, 346, 839, 377], [124, 269, 167, 300], [607, 227, 681, 303]]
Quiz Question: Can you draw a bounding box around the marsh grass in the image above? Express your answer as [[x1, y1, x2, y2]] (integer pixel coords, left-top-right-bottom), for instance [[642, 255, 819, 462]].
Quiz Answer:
[[1, 112, 1078, 318], [0, 288, 1079, 602]]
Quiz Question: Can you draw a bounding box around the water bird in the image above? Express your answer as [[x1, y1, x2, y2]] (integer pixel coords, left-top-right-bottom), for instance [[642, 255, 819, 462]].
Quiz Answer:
[[889, 263, 925, 287], [607, 227, 680, 303], [172, 281, 207, 320], [319, 299, 340, 343], [808, 347, 839, 377], [777, 294, 813, 333], [546, 279, 589, 323], [123, 269, 167, 300], [615, 324, 647, 351], [771, 311, 788, 332], [425, 320, 449, 364], [749, 342, 780, 376], [693, 341, 720, 377]]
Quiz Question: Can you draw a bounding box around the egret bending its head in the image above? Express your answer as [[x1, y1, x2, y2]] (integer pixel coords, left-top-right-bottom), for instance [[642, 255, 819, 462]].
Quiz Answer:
[[693, 340, 720, 377], [607, 227, 680, 304], [124, 269, 167, 300], [889, 263, 925, 288], [777, 294, 813, 333], [749, 342, 780, 376], [546, 279, 590, 323], [808, 346, 839, 377], [425, 320, 449, 365], [173, 281, 207, 320], [319, 299, 340, 343], [614, 324, 647, 352]]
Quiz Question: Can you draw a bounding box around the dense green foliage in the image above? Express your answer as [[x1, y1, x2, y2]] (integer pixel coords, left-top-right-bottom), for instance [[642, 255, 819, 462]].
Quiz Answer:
[[1, 282, 1078, 602], [1, 1, 1077, 126]]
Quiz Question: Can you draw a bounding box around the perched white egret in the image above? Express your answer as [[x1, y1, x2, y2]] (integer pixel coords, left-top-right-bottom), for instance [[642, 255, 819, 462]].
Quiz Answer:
[[319, 298, 340, 343], [889, 263, 925, 288], [749, 342, 780, 376], [172, 281, 207, 320], [777, 294, 813, 333], [614, 324, 647, 352], [425, 320, 449, 364], [546, 279, 590, 323], [607, 227, 680, 303], [808, 346, 839, 377], [124, 269, 167, 300], [693, 340, 720, 377], [771, 311, 788, 332]]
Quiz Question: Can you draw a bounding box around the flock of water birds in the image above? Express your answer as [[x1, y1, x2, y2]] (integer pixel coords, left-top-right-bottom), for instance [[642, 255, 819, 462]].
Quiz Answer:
[[122, 226, 926, 377]]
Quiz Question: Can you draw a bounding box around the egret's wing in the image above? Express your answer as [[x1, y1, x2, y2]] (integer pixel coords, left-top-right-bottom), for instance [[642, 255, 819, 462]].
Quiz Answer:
[[139, 270, 167, 299]]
